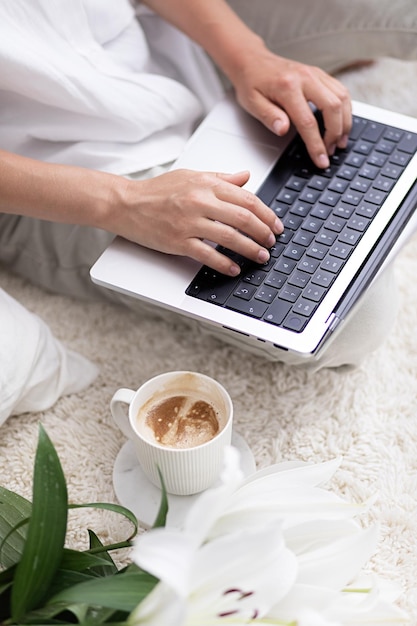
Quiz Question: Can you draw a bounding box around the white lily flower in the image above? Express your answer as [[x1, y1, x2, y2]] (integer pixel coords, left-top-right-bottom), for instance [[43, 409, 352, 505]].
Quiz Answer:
[[130, 523, 297, 625], [129, 447, 408, 626]]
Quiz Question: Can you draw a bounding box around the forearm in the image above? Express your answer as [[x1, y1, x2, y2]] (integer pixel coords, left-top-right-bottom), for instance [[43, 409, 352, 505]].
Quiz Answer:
[[140, 0, 266, 82], [0, 149, 125, 230]]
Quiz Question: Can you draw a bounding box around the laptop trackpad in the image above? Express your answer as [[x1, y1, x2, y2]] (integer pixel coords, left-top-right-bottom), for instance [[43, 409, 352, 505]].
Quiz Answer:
[[170, 128, 283, 194]]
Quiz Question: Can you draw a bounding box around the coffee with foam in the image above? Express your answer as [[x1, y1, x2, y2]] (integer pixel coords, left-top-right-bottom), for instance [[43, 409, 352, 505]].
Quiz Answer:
[[136, 390, 226, 449]]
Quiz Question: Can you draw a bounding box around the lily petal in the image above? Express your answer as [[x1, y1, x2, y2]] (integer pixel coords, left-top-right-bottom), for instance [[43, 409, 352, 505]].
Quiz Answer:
[[131, 528, 196, 597]]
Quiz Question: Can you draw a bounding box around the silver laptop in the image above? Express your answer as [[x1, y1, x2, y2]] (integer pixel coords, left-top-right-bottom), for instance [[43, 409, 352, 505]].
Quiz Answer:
[[90, 93, 417, 362]]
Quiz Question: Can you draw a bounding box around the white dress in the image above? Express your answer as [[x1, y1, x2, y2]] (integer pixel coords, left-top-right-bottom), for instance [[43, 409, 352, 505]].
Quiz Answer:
[[0, 0, 224, 174]]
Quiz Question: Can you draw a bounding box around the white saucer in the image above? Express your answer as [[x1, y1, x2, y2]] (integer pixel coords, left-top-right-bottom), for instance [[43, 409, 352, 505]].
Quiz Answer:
[[113, 432, 256, 529]]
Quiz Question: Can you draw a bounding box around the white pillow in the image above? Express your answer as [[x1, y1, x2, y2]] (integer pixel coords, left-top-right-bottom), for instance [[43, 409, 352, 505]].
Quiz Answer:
[[0, 288, 98, 425]]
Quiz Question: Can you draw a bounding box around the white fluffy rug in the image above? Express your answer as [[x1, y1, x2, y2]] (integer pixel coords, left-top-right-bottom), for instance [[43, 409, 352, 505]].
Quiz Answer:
[[1, 58, 417, 618]]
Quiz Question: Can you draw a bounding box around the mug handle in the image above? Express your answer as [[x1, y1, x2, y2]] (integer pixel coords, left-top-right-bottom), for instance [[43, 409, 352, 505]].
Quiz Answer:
[[110, 388, 136, 439]]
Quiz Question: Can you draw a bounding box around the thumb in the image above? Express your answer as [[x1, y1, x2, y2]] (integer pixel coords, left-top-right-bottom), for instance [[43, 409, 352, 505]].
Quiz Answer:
[[267, 105, 291, 137], [216, 170, 251, 187], [251, 94, 291, 137]]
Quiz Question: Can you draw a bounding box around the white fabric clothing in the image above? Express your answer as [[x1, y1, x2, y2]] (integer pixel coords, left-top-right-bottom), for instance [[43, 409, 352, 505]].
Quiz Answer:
[[0, 288, 98, 425], [0, 0, 224, 175]]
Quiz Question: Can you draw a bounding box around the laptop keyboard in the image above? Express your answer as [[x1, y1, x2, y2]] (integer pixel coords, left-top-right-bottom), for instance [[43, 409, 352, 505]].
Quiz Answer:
[[186, 114, 417, 333]]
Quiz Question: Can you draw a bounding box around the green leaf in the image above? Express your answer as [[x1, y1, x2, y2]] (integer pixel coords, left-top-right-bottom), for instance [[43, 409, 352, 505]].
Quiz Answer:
[[0, 486, 31, 567], [11, 424, 68, 620], [69, 502, 139, 543], [60, 548, 117, 574], [87, 530, 118, 576], [47, 568, 101, 598], [152, 468, 168, 528], [48, 571, 158, 613]]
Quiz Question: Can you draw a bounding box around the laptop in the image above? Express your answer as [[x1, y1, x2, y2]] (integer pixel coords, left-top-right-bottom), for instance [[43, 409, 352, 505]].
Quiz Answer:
[[90, 92, 417, 362]]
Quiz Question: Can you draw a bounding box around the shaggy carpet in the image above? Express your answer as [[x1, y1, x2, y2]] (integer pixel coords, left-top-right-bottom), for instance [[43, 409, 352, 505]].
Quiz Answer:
[[1, 57, 417, 619]]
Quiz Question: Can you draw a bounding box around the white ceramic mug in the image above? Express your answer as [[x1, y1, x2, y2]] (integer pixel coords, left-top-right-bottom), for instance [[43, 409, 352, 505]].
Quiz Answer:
[[110, 371, 233, 495]]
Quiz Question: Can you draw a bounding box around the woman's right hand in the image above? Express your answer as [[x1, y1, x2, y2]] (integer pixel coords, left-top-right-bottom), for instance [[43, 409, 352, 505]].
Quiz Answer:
[[111, 168, 283, 277]]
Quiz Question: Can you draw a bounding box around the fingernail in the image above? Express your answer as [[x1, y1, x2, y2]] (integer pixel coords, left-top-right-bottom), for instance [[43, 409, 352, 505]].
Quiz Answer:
[[272, 119, 283, 135], [328, 143, 336, 156], [267, 233, 276, 247], [339, 134, 349, 149], [230, 264, 241, 276], [274, 218, 283, 234], [258, 249, 270, 264], [317, 153, 330, 169]]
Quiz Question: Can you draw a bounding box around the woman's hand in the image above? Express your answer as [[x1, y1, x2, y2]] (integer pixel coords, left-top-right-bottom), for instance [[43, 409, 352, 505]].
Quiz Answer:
[[229, 46, 352, 169], [113, 169, 283, 276]]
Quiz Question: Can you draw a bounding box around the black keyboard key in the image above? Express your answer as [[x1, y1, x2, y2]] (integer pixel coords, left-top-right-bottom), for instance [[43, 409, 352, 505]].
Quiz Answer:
[[255, 285, 279, 304], [373, 176, 395, 193], [321, 256, 344, 274], [308, 175, 328, 191], [264, 299, 292, 326], [339, 227, 361, 246], [269, 242, 285, 257], [311, 204, 333, 220], [355, 140, 373, 155], [282, 313, 308, 332], [226, 296, 268, 318], [350, 116, 367, 140], [290, 202, 311, 217], [367, 153, 387, 168], [293, 230, 314, 246], [299, 188, 321, 204], [304, 284, 326, 302], [283, 243, 305, 261], [316, 230, 337, 246], [325, 216, 346, 233], [365, 189, 388, 205], [279, 285, 302, 303], [355, 202, 379, 219], [375, 139, 396, 155], [293, 298, 317, 316], [243, 269, 265, 285], [328, 178, 349, 194], [350, 178, 371, 193], [274, 257, 297, 274], [361, 121, 385, 143], [337, 166, 356, 181], [282, 214, 303, 231], [303, 217, 324, 233], [287, 270, 310, 288], [333, 204, 354, 219], [384, 128, 403, 142], [342, 190, 363, 206], [398, 132, 417, 154], [330, 242, 352, 260], [286, 175, 307, 191], [359, 163, 379, 180], [277, 189, 298, 205], [382, 163, 403, 179], [276, 230, 293, 244], [348, 216, 370, 232], [264, 271, 286, 289], [234, 284, 256, 300], [272, 203, 289, 218], [306, 243, 328, 261], [320, 190, 341, 207], [311, 269, 335, 288], [345, 152, 366, 168], [298, 257, 320, 274], [390, 150, 412, 167]]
